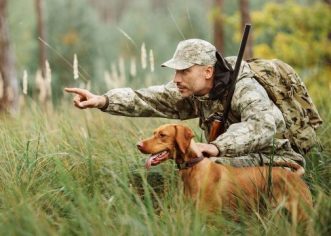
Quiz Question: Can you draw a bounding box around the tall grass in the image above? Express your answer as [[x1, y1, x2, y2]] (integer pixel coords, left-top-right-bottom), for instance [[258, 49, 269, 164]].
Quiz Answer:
[[0, 100, 330, 235]]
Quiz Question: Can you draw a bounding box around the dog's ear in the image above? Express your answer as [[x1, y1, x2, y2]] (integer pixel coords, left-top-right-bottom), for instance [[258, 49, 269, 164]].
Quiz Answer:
[[174, 125, 194, 154]]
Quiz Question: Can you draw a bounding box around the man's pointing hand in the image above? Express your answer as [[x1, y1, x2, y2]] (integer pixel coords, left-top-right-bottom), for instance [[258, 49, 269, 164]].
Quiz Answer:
[[64, 88, 107, 109]]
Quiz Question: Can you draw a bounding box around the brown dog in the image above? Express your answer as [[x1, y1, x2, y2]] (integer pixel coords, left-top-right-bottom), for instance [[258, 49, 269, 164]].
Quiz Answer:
[[137, 124, 313, 222]]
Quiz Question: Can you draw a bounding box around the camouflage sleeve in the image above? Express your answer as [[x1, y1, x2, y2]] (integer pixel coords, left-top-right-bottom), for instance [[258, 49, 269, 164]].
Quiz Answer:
[[101, 81, 197, 120], [211, 77, 286, 156]]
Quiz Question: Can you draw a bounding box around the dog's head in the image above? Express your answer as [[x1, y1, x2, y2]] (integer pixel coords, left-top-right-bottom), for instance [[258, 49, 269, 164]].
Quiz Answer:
[[137, 124, 196, 169]]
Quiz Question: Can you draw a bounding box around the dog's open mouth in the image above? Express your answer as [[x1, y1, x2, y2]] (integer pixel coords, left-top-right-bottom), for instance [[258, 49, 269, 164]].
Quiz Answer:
[[145, 150, 170, 170]]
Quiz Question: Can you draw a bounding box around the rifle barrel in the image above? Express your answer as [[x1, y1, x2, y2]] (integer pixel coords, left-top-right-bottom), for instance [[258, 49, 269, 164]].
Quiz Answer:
[[232, 24, 251, 83]]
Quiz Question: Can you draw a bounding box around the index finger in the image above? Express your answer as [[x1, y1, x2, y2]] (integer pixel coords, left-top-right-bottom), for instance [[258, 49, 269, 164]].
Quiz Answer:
[[64, 87, 87, 96]]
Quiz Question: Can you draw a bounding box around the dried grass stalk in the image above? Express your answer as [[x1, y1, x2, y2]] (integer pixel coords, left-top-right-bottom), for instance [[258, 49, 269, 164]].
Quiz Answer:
[[86, 80, 91, 91], [118, 56, 126, 85], [6, 86, 14, 101], [45, 60, 52, 83], [141, 43, 147, 69], [149, 49, 154, 72], [23, 70, 28, 95], [110, 62, 120, 88], [73, 53, 79, 80], [36, 70, 45, 102], [104, 70, 112, 88], [130, 57, 137, 77]]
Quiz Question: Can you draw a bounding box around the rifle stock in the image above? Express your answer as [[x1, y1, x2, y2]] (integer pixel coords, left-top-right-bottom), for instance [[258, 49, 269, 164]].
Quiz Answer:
[[208, 119, 222, 143]]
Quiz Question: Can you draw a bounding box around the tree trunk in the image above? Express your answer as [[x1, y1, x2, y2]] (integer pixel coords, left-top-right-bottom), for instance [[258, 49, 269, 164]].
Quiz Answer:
[[35, 0, 47, 78], [0, 0, 19, 113], [239, 0, 253, 59], [114, 0, 128, 22], [35, 0, 53, 112], [151, 0, 166, 10], [88, 0, 113, 23], [213, 0, 225, 53]]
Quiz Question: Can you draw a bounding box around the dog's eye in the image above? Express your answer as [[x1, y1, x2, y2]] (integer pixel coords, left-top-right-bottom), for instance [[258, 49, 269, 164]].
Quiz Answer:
[[159, 133, 167, 138]]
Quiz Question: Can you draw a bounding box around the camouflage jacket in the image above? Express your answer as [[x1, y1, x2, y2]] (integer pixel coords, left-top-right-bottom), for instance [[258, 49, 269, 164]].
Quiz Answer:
[[102, 57, 304, 162]]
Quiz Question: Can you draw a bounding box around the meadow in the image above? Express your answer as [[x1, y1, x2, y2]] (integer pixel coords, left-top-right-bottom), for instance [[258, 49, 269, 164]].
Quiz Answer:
[[1, 0, 331, 234], [0, 98, 330, 236]]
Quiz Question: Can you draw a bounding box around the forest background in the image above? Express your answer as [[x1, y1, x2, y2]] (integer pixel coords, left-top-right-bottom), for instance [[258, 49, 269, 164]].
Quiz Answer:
[[0, 0, 330, 235]]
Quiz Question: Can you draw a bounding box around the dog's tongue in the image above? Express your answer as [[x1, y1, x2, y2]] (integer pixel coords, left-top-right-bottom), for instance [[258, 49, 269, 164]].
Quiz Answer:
[[145, 153, 160, 170], [145, 154, 158, 170], [145, 151, 169, 170]]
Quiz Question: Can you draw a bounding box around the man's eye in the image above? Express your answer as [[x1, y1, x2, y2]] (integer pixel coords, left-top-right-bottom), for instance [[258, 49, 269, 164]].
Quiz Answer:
[[178, 69, 187, 74]]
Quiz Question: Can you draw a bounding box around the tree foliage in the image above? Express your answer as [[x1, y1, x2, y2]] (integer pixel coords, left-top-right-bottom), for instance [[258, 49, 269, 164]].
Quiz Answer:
[[7, 0, 331, 106], [252, 1, 331, 68]]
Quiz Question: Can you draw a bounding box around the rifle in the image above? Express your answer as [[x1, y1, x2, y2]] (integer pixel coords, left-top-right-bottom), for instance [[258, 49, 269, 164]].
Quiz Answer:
[[208, 24, 251, 143]]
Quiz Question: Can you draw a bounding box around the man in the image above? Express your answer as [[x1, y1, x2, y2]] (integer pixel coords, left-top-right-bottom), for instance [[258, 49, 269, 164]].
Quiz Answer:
[[65, 39, 305, 167]]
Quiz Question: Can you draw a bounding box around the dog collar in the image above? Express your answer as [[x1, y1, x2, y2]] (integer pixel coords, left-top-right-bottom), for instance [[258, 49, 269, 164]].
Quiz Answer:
[[176, 155, 205, 170]]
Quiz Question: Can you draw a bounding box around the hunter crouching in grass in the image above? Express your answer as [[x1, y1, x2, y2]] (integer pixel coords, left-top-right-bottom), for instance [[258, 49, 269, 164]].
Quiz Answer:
[[65, 39, 322, 169]]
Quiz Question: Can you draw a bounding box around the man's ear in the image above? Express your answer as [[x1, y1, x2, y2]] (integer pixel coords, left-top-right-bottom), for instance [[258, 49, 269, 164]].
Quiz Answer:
[[205, 65, 214, 80], [174, 125, 194, 154]]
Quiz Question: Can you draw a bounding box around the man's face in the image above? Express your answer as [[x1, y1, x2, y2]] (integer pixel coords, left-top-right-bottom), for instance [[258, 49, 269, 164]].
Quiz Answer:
[[173, 65, 213, 97]]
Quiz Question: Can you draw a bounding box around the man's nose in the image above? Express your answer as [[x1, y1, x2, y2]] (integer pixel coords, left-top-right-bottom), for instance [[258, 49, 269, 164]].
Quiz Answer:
[[173, 72, 182, 83]]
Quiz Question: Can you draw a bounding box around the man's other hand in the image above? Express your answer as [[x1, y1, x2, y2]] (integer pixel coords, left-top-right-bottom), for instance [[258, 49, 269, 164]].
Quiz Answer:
[[196, 142, 220, 157], [64, 88, 106, 109]]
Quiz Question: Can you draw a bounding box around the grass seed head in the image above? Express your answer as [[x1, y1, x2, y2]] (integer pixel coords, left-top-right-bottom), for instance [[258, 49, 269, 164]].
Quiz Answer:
[[149, 49, 154, 73], [130, 57, 137, 77], [45, 60, 52, 82], [23, 70, 28, 95], [141, 42, 147, 69], [73, 53, 79, 80]]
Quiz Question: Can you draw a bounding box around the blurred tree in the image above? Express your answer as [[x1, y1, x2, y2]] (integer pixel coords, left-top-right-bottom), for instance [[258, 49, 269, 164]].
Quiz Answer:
[[0, 0, 18, 113], [213, 0, 225, 53], [35, 0, 48, 78], [252, 1, 331, 68], [151, 0, 167, 10], [88, 0, 113, 23], [114, 0, 129, 22], [251, 0, 331, 107], [46, 0, 100, 101], [8, 1, 37, 76], [88, 0, 129, 23], [239, 0, 253, 59]]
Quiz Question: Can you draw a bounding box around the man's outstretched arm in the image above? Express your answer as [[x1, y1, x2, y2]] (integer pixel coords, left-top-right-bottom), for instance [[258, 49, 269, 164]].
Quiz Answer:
[[65, 82, 197, 120]]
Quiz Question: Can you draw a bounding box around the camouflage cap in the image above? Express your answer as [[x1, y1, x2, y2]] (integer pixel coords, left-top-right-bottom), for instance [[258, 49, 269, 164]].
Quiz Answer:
[[162, 39, 217, 70]]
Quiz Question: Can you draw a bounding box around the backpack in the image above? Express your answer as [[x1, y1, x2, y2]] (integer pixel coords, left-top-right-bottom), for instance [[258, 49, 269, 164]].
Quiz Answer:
[[247, 58, 323, 154]]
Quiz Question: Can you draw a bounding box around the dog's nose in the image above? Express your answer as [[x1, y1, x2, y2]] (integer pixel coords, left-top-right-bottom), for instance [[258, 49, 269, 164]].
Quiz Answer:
[[136, 142, 144, 150]]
